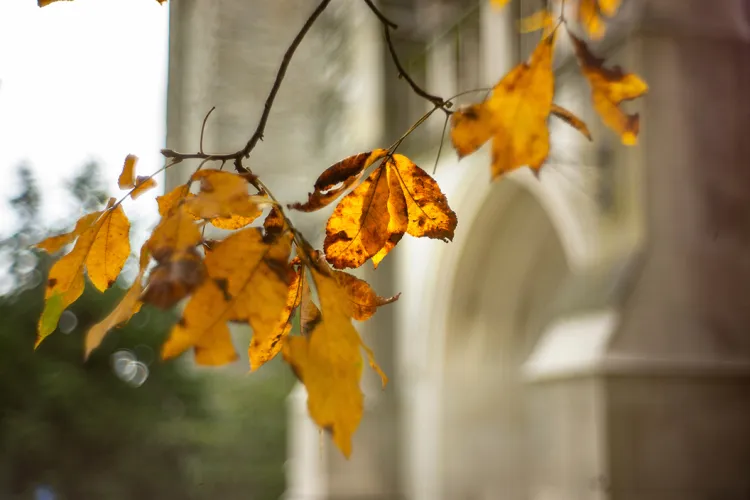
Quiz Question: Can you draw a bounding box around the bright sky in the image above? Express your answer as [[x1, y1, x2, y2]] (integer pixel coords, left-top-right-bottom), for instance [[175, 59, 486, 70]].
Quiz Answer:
[[0, 0, 168, 235]]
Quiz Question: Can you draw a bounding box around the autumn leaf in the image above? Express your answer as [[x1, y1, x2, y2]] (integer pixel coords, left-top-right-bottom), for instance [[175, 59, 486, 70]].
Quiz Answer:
[[283, 263, 385, 458], [162, 279, 239, 366], [35, 210, 102, 254], [162, 228, 293, 366], [84, 244, 151, 359], [325, 164, 391, 269], [142, 204, 205, 309], [519, 9, 555, 34], [263, 206, 287, 242], [37, 201, 130, 346], [156, 185, 194, 218], [118, 155, 138, 189], [489, 0, 510, 8], [118, 155, 157, 200], [185, 169, 265, 229], [550, 104, 593, 141], [86, 204, 130, 292], [289, 149, 388, 212], [450, 33, 556, 179], [332, 269, 400, 321], [577, 0, 622, 40], [324, 154, 456, 270], [571, 33, 648, 145], [250, 262, 304, 371]]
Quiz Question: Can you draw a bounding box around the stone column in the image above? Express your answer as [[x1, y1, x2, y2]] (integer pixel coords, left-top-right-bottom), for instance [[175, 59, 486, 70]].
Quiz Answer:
[[524, 1, 750, 499]]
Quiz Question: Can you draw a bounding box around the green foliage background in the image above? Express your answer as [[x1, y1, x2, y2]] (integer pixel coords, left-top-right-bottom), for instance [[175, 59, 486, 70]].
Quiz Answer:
[[0, 162, 295, 499]]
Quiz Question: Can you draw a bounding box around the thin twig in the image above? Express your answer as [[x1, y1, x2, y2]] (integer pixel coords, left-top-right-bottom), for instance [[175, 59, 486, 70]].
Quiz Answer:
[[432, 113, 450, 175], [240, 0, 332, 158], [362, 0, 397, 29], [199, 106, 216, 154], [382, 26, 451, 113]]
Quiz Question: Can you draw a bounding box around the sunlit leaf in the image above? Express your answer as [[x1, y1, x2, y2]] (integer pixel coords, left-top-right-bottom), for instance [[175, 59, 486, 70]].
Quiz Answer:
[[131, 176, 158, 199], [571, 33, 648, 145], [519, 9, 556, 34], [289, 149, 388, 212], [577, 0, 622, 39], [324, 165, 391, 269], [450, 33, 556, 178], [332, 269, 400, 321], [283, 265, 370, 457], [35, 210, 102, 254], [86, 204, 130, 292], [84, 245, 151, 359], [550, 103, 593, 141], [118, 155, 138, 190], [142, 204, 205, 309]]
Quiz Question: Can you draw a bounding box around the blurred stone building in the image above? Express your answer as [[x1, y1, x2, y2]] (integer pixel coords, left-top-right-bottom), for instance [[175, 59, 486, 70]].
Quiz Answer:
[[165, 0, 750, 499]]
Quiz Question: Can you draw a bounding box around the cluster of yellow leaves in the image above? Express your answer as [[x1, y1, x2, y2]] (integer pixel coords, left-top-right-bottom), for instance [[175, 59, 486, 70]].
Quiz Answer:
[[290, 151, 457, 270], [36, 159, 401, 457], [450, 20, 646, 179], [35, 0, 647, 460]]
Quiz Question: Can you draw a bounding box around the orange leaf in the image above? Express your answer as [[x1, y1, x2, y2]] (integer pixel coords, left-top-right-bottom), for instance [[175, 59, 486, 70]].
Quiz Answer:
[[571, 34, 648, 145], [161, 279, 239, 366], [37, 202, 129, 345], [118, 154, 138, 189], [86, 204, 130, 292], [186, 169, 264, 222], [35, 210, 102, 254], [490, 0, 510, 8], [450, 33, 556, 178], [324, 154, 456, 269], [518, 9, 556, 34], [332, 270, 400, 321], [84, 244, 150, 359], [550, 103, 593, 141], [263, 206, 287, 242], [205, 228, 293, 360], [289, 149, 388, 212], [131, 176, 157, 200], [142, 204, 205, 309], [250, 262, 303, 370], [283, 264, 373, 458], [324, 165, 391, 269], [577, 0, 622, 40], [371, 165, 408, 268], [389, 154, 457, 241], [156, 185, 193, 218]]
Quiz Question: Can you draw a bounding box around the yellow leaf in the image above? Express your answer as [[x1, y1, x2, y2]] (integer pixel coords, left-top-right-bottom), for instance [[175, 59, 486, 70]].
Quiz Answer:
[[185, 169, 264, 226], [156, 185, 193, 217], [84, 245, 150, 359], [118, 154, 138, 189], [37, 211, 110, 345], [86, 204, 130, 292], [450, 33, 556, 178], [283, 265, 366, 458], [143, 204, 205, 309], [371, 165, 408, 269], [324, 154, 457, 269], [550, 103, 593, 141], [332, 270, 400, 321], [490, 0, 510, 8], [389, 154, 457, 241], [598, 0, 621, 17], [205, 228, 293, 362], [250, 262, 303, 370], [324, 165, 391, 269], [578, 0, 606, 40], [519, 9, 556, 34], [131, 176, 157, 200], [290, 149, 388, 212], [571, 33, 648, 145], [35, 210, 102, 254], [161, 279, 239, 366], [263, 206, 287, 241], [162, 227, 293, 367]]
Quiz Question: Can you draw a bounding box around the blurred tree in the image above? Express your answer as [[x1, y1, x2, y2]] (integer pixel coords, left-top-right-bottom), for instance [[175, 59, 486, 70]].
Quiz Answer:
[[0, 163, 294, 499]]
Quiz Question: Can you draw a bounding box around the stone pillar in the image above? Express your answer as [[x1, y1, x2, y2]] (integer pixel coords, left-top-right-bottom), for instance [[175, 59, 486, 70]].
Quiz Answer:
[[523, 1, 750, 499]]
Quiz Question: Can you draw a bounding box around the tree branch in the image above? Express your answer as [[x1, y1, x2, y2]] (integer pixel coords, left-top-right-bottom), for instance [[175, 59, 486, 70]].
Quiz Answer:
[[362, 0, 451, 114], [240, 0, 332, 158], [161, 0, 332, 170]]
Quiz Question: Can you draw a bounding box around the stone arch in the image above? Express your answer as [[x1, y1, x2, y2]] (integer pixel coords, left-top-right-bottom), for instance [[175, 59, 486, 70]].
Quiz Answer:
[[439, 179, 570, 500]]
